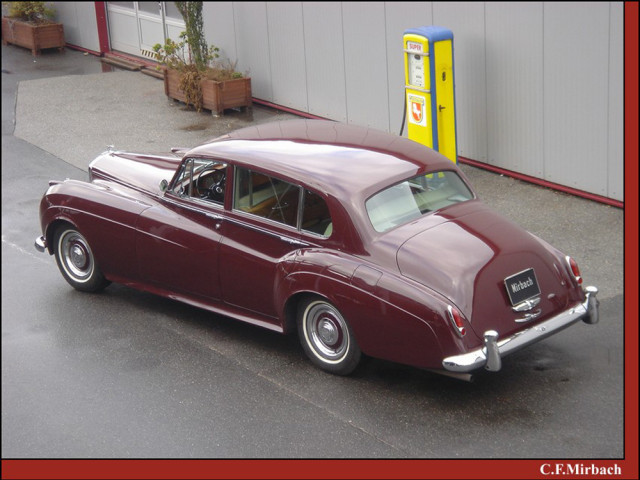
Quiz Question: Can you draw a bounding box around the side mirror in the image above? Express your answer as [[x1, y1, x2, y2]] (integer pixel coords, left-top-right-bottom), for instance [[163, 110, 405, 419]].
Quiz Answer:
[[159, 179, 169, 194]]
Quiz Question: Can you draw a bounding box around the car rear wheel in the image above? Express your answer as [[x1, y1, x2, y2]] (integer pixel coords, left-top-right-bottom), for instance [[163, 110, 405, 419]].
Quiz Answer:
[[53, 226, 110, 292], [297, 297, 361, 375]]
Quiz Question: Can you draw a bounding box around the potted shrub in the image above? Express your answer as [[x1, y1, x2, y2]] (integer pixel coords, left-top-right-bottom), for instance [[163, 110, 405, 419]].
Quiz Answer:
[[1, 1, 64, 56], [153, 1, 251, 116]]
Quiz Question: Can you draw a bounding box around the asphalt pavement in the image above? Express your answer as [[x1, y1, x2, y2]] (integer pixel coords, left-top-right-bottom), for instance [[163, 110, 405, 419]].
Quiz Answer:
[[1, 44, 626, 461]]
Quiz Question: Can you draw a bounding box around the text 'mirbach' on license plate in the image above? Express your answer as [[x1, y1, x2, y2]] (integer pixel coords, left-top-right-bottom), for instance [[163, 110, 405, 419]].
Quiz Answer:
[[504, 268, 541, 306]]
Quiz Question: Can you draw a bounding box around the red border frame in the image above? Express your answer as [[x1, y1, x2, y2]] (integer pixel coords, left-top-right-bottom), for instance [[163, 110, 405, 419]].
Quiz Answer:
[[1, 3, 637, 479], [622, 0, 640, 477], [0, 458, 637, 480]]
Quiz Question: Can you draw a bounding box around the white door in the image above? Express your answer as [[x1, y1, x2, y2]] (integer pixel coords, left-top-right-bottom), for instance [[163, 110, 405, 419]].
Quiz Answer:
[[106, 2, 185, 57]]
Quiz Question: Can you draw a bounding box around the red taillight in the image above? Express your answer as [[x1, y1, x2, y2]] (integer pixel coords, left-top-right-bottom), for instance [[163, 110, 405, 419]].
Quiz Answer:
[[566, 256, 583, 285], [447, 306, 466, 337]]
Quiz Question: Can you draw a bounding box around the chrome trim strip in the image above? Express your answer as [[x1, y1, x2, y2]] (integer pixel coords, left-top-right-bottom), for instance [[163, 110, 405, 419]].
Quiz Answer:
[[280, 236, 308, 247], [515, 308, 542, 323], [163, 194, 224, 218], [442, 286, 599, 373], [164, 194, 310, 248], [223, 214, 310, 248], [512, 296, 541, 312]]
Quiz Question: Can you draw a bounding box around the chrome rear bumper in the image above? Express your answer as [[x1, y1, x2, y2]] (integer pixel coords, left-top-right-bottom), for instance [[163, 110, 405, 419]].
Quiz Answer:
[[442, 286, 599, 373]]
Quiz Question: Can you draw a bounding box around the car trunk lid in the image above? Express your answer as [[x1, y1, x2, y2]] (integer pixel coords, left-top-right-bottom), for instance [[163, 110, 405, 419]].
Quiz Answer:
[[395, 202, 577, 338]]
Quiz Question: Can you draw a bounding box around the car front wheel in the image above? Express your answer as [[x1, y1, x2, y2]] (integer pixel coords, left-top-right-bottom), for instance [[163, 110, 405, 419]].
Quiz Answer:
[[297, 297, 361, 375], [53, 226, 110, 292]]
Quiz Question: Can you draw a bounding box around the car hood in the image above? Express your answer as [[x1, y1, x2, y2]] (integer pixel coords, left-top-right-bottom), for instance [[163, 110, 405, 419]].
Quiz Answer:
[[395, 202, 579, 338], [88, 151, 181, 194]]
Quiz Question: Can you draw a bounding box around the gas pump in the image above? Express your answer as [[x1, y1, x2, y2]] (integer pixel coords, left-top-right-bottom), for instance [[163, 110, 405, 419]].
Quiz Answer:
[[403, 26, 458, 163]]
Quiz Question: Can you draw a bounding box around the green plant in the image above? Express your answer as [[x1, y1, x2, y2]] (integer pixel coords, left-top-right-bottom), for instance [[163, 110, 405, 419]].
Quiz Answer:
[[204, 58, 245, 82], [153, 31, 220, 112], [175, 1, 208, 71], [2, 1, 55, 23], [152, 32, 219, 73], [153, 2, 245, 112]]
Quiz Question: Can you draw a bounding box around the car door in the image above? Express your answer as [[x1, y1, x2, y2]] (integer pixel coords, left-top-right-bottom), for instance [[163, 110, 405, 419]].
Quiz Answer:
[[218, 166, 307, 323], [136, 158, 227, 300]]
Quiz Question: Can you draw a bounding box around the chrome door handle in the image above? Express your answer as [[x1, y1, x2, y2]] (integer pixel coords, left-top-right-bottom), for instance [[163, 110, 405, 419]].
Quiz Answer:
[[280, 236, 308, 247], [206, 213, 224, 230], [515, 309, 542, 323]]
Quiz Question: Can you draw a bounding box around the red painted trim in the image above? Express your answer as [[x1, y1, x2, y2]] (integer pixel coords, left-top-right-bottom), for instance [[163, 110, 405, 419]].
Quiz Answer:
[[64, 43, 101, 56], [251, 98, 327, 120], [457, 156, 623, 208], [94, 2, 110, 54], [103, 51, 158, 69]]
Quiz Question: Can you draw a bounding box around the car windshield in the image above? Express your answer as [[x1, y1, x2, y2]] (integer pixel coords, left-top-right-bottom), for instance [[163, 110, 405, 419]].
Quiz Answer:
[[366, 170, 473, 232]]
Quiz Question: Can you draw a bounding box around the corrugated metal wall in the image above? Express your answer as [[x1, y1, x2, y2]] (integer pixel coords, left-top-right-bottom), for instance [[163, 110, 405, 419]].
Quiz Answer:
[[202, 1, 623, 202], [53, 1, 100, 53], [52, 2, 623, 202]]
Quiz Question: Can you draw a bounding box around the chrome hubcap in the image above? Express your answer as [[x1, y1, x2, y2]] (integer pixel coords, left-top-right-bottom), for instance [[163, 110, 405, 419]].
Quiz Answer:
[[70, 244, 88, 270], [59, 231, 94, 282], [318, 319, 338, 345], [304, 301, 349, 363]]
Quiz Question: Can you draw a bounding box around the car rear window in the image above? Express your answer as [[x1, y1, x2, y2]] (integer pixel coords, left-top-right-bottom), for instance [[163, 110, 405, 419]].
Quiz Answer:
[[366, 171, 473, 232], [301, 189, 333, 238]]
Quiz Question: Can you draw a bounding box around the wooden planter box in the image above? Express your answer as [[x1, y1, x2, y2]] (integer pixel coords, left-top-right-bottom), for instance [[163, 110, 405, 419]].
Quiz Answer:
[[2, 17, 64, 56], [164, 68, 252, 116]]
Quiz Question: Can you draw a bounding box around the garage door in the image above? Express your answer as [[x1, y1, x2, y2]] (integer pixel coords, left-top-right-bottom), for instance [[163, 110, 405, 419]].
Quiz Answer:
[[106, 2, 185, 57]]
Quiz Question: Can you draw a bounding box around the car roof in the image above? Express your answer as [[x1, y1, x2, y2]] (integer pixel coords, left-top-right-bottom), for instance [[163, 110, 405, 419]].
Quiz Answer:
[[185, 119, 456, 200]]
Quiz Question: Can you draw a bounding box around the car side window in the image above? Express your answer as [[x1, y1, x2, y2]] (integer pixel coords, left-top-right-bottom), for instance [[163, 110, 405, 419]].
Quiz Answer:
[[172, 158, 227, 205], [301, 189, 333, 238], [233, 167, 300, 227], [171, 160, 190, 195]]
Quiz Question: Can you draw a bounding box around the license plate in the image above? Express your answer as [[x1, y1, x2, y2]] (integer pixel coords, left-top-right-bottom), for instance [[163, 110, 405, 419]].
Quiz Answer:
[[504, 268, 541, 306]]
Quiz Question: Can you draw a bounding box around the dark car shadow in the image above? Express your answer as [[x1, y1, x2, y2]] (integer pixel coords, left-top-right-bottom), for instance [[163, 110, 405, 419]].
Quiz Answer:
[[67, 282, 607, 404]]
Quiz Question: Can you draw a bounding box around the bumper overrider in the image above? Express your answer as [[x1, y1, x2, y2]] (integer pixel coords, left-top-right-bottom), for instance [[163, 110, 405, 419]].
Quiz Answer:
[[35, 235, 47, 253], [442, 286, 599, 373]]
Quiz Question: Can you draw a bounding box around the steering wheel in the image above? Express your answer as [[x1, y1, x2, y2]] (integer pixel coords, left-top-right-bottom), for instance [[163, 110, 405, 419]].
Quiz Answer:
[[195, 166, 226, 202]]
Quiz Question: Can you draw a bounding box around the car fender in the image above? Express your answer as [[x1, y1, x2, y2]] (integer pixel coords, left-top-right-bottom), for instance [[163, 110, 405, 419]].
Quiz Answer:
[[40, 179, 152, 283], [276, 249, 457, 370]]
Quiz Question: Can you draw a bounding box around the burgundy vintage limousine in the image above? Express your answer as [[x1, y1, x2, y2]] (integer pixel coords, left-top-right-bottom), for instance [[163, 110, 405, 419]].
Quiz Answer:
[[35, 119, 599, 380]]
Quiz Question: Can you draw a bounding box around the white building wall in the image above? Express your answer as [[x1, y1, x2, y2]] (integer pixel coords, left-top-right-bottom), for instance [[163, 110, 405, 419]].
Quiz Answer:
[[267, 2, 308, 112], [53, 1, 100, 53], [302, 2, 348, 121], [201, 1, 622, 202], [54, 2, 624, 202], [543, 2, 611, 197], [607, 2, 624, 202], [432, 2, 486, 163], [485, 3, 544, 178]]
